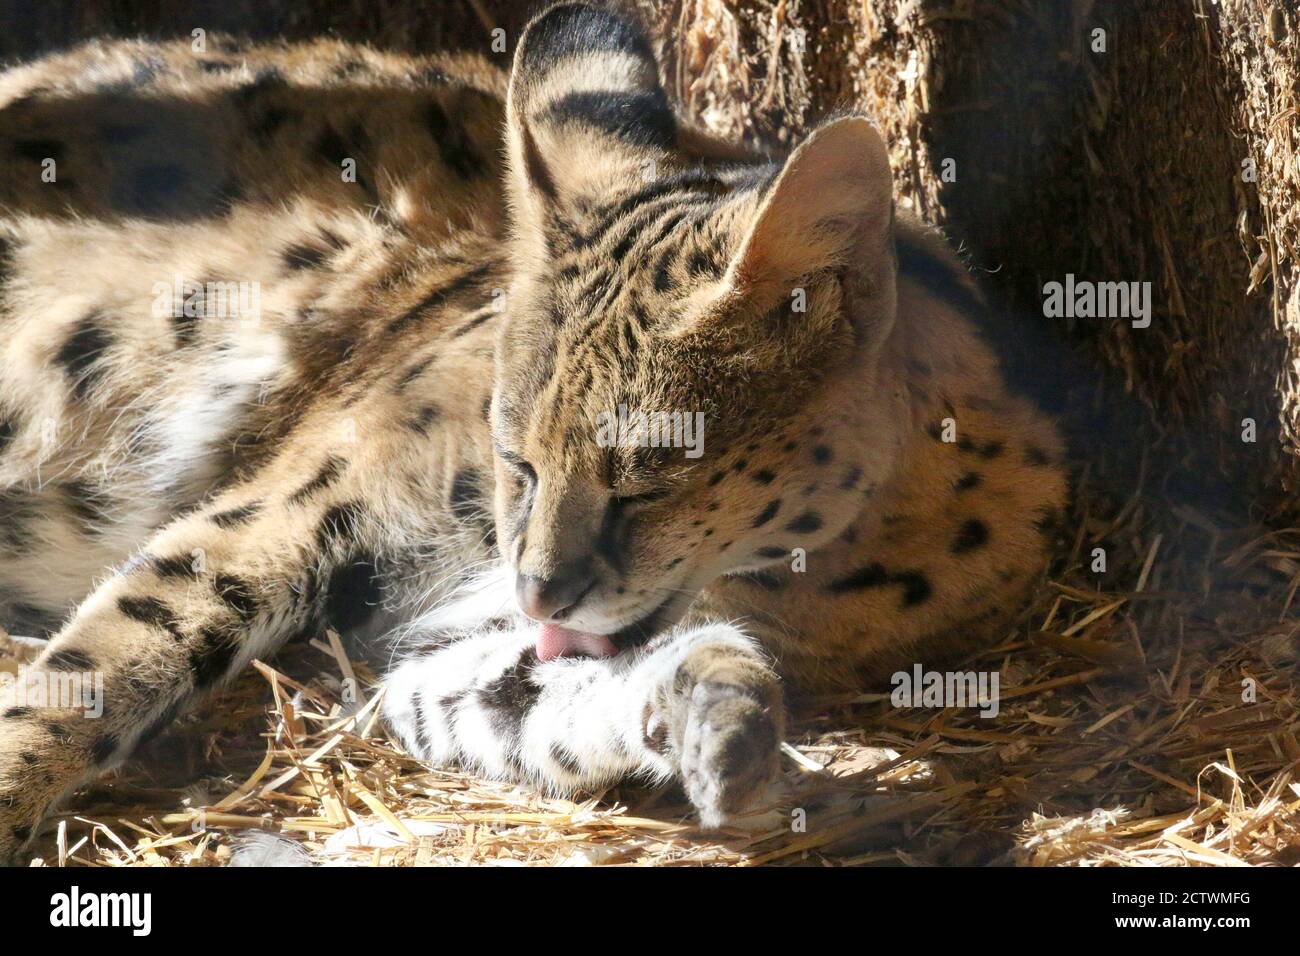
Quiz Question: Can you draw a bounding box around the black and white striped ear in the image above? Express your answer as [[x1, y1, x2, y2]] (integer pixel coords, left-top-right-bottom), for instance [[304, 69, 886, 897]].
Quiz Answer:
[[506, 4, 674, 223]]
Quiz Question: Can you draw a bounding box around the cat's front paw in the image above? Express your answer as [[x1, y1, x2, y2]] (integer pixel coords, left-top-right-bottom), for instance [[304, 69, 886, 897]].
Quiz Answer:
[[0, 702, 85, 865], [0, 768, 41, 866], [678, 680, 781, 829]]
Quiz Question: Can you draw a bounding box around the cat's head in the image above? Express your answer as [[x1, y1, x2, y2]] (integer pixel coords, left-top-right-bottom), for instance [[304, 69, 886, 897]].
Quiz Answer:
[[490, 3, 898, 658]]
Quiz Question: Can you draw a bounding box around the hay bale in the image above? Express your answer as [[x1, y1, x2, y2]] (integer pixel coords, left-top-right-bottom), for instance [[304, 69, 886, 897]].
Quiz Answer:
[[1216, 2, 1300, 508]]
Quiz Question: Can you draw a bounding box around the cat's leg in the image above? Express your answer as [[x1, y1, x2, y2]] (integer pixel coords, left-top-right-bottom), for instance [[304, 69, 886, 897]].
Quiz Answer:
[[0, 438, 407, 864], [384, 621, 784, 827]]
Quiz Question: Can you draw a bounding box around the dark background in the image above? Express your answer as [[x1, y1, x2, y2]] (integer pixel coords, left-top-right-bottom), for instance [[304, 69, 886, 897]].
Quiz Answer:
[[0, 0, 527, 61]]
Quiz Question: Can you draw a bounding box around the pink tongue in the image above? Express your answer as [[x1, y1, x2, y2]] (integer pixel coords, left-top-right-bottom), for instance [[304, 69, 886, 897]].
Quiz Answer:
[[536, 624, 619, 662]]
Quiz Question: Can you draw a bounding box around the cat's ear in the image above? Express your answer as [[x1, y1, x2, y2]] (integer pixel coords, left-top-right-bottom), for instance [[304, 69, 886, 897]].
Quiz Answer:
[[725, 115, 894, 300], [505, 4, 673, 240], [676, 116, 897, 355]]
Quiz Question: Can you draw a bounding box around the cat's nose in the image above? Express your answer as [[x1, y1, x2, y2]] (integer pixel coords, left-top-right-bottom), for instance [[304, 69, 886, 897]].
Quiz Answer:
[[516, 562, 596, 622]]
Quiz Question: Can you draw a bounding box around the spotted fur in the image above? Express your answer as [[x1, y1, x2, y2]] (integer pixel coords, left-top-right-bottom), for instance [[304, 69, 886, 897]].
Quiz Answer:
[[0, 4, 1065, 862]]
